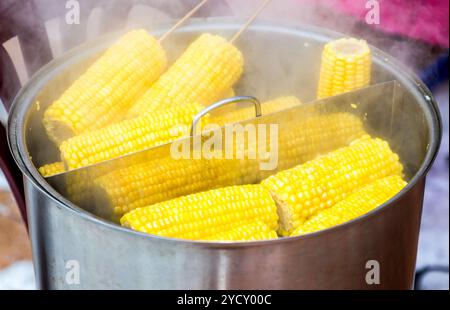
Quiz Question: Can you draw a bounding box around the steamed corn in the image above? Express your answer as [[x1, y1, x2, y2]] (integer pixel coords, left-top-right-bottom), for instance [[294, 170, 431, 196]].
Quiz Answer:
[[90, 111, 365, 216], [126, 34, 244, 118], [43, 30, 167, 144], [262, 136, 403, 236], [291, 176, 407, 236], [252, 112, 367, 183], [59, 103, 202, 170], [120, 185, 278, 240], [96, 94, 306, 216], [93, 157, 211, 216], [38, 162, 65, 177], [317, 38, 371, 99]]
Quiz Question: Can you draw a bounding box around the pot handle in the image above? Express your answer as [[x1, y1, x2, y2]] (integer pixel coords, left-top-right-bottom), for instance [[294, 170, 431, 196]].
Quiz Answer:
[[0, 106, 27, 226], [190, 96, 262, 136]]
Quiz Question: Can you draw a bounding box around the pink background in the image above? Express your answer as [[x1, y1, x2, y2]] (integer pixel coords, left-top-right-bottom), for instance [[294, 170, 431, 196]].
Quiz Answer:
[[308, 0, 449, 47]]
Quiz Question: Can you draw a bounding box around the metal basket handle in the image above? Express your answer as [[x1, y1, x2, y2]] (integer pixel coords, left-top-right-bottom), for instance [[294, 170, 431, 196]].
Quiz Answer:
[[190, 96, 262, 136]]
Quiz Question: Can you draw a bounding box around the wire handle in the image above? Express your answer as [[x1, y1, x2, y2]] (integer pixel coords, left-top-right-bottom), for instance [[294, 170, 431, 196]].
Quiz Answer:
[[229, 0, 273, 43], [190, 96, 262, 136], [158, 0, 211, 43]]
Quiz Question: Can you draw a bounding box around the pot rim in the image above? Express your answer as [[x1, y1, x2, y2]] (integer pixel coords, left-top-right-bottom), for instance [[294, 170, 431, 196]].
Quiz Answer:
[[7, 20, 442, 248]]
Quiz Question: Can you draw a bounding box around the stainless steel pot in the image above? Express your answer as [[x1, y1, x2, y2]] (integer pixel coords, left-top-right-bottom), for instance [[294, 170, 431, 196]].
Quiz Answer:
[[2, 20, 442, 289]]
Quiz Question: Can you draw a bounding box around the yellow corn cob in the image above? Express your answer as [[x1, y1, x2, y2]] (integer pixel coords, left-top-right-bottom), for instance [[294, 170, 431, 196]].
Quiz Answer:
[[250, 112, 367, 183], [89, 96, 300, 215], [93, 158, 211, 216], [125, 34, 244, 118], [38, 162, 65, 177], [43, 29, 167, 144], [291, 176, 407, 236], [317, 38, 371, 99], [217, 111, 366, 185], [120, 185, 279, 240], [210, 96, 301, 126], [59, 103, 202, 170], [260, 96, 302, 115], [205, 221, 278, 242], [262, 135, 403, 236], [91, 111, 365, 216], [200, 96, 303, 187]]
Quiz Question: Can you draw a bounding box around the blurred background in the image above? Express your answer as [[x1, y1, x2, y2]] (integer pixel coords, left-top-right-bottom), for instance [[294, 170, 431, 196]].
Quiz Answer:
[[0, 0, 448, 289]]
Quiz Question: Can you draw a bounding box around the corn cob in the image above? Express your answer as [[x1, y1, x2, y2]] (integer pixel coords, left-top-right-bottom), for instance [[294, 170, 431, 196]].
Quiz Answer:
[[317, 38, 371, 99], [92, 112, 365, 216], [262, 136, 403, 236], [221, 111, 367, 185], [205, 221, 278, 242], [202, 96, 304, 187], [120, 185, 278, 240], [93, 158, 211, 216], [93, 154, 253, 218], [59, 103, 202, 170], [89, 96, 300, 216], [291, 176, 407, 236], [43, 29, 167, 144], [260, 96, 302, 115], [125, 34, 244, 118], [252, 112, 367, 183], [38, 162, 65, 177]]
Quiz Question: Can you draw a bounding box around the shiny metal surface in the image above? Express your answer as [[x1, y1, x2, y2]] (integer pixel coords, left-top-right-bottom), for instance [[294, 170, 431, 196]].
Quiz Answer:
[[191, 95, 262, 136], [7, 20, 442, 289], [24, 177, 426, 289]]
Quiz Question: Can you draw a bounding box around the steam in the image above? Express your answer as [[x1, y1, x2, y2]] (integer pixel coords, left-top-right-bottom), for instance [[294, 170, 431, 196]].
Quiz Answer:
[[10, 0, 445, 73], [5, 0, 445, 169]]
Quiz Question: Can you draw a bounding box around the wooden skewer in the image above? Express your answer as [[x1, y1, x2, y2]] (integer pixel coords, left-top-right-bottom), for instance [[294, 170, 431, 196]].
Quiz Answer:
[[158, 0, 211, 43], [229, 0, 273, 44]]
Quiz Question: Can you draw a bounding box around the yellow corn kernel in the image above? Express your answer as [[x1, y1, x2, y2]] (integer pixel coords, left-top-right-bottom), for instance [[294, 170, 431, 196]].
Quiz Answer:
[[60, 103, 202, 170], [291, 176, 407, 236], [93, 147, 265, 217], [205, 221, 278, 242], [43, 30, 167, 144], [218, 111, 367, 186], [125, 34, 243, 118], [90, 112, 365, 217], [249, 112, 367, 183], [262, 135, 403, 236], [317, 38, 371, 99], [38, 162, 65, 177], [93, 157, 211, 217], [120, 185, 279, 240]]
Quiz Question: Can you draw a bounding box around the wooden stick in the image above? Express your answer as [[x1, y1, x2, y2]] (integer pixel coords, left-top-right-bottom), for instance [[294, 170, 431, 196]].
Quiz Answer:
[[158, 0, 211, 43], [229, 0, 273, 44]]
